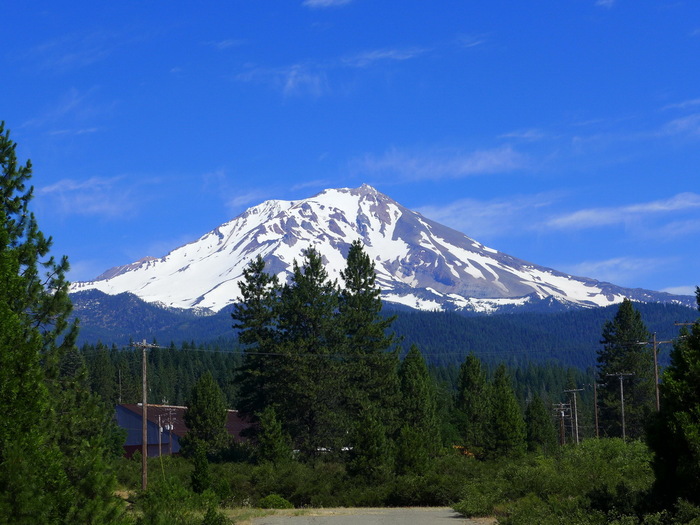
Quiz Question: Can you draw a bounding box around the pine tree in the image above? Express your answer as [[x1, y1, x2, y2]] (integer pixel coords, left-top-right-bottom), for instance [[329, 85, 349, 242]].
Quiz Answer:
[[398, 345, 441, 455], [347, 407, 392, 481], [232, 255, 281, 421], [597, 298, 654, 439], [0, 122, 124, 523], [181, 371, 229, 456], [454, 353, 492, 455], [275, 247, 347, 457], [256, 405, 292, 464], [490, 363, 526, 457], [339, 239, 401, 435], [649, 287, 700, 506], [525, 394, 557, 454]]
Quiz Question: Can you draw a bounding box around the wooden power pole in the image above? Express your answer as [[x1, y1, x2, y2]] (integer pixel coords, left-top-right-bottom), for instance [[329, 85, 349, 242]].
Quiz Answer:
[[606, 372, 633, 441], [131, 339, 159, 491]]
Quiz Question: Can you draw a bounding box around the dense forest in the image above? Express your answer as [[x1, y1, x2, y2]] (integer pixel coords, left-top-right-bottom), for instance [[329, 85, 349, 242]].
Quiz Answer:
[[72, 287, 696, 370]]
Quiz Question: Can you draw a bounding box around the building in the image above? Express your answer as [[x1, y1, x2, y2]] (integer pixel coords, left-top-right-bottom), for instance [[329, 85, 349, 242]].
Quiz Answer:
[[115, 403, 250, 457]]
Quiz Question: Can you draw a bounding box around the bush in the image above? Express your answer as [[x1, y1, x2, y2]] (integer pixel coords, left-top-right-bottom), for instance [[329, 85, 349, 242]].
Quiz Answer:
[[258, 494, 294, 509]]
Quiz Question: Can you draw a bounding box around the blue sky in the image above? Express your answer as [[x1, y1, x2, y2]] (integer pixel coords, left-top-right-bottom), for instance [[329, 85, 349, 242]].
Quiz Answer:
[[2, 1, 699, 296]]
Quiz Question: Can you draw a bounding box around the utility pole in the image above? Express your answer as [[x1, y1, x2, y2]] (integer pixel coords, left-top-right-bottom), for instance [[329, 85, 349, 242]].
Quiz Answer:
[[554, 402, 569, 446], [131, 339, 159, 491], [564, 388, 583, 444], [593, 382, 600, 438], [606, 372, 633, 440], [637, 333, 678, 412]]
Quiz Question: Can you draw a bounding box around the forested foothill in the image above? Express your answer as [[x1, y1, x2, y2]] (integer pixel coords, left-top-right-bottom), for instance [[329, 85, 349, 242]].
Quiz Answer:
[[3, 121, 700, 524]]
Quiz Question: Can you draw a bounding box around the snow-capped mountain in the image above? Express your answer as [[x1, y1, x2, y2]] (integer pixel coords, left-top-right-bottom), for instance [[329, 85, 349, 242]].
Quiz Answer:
[[70, 184, 694, 314]]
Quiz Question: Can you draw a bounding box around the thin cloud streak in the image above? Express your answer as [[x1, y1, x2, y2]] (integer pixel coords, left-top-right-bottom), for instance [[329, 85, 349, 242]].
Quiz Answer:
[[563, 257, 671, 286], [547, 193, 700, 230], [37, 175, 142, 218], [302, 0, 352, 7], [357, 146, 526, 181], [342, 47, 429, 68], [416, 193, 557, 239], [237, 44, 427, 96]]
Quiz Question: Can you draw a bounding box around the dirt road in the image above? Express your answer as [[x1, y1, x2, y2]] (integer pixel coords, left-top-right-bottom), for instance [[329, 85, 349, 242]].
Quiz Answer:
[[250, 507, 495, 525]]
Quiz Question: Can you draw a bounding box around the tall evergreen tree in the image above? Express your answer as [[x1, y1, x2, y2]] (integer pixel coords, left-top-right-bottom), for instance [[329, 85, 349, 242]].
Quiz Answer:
[[398, 345, 441, 454], [339, 239, 400, 435], [255, 405, 292, 464], [649, 287, 700, 506], [0, 122, 124, 523], [181, 371, 229, 456], [347, 407, 392, 481], [597, 298, 654, 439], [490, 363, 526, 457], [525, 394, 557, 454], [454, 353, 493, 455], [232, 255, 281, 422], [275, 247, 347, 457]]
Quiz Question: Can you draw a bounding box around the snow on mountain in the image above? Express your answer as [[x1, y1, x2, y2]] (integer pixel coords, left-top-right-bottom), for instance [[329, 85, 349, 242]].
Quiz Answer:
[[70, 184, 694, 313]]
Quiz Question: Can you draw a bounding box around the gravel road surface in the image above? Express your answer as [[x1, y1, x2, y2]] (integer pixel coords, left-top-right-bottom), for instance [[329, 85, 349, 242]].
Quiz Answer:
[[251, 507, 495, 525]]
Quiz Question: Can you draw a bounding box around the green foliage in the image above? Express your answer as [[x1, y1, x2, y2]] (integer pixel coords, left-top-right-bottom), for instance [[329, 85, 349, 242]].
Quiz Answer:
[[454, 353, 493, 454], [452, 438, 654, 523], [490, 364, 526, 458], [340, 240, 401, 433], [525, 394, 557, 454], [191, 444, 212, 494], [181, 372, 229, 457], [258, 494, 294, 509], [199, 507, 231, 525], [136, 478, 215, 525], [347, 408, 392, 481], [649, 288, 700, 507], [394, 425, 429, 476], [597, 298, 655, 439], [255, 406, 292, 465], [399, 345, 441, 453], [0, 122, 125, 524], [232, 255, 281, 419]]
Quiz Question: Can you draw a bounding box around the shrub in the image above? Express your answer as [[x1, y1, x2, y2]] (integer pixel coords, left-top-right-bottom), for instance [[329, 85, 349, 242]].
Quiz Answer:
[[258, 494, 293, 509]]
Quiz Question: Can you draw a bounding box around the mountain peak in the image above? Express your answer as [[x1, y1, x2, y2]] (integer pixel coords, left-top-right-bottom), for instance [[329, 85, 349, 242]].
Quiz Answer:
[[70, 186, 695, 313]]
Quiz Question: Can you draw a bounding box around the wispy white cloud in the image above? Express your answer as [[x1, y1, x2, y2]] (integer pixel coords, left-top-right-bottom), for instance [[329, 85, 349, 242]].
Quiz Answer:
[[662, 98, 700, 111], [342, 47, 428, 68], [415, 193, 557, 239], [227, 190, 271, 209], [22, 31, 120, 74], [661, 113, 700, 136], [499, 128, 547, 141], [21, 87, 112, 134], [205, 39, 244, 50], [563, 257, 670, 286], [36, 175, 141, 218], [356, 146, 526, 181], [302, 0, 352, 8], [661, 285, 697, 296], [291, 179, 333, 191], [456, 34, 487, 48], [237, 39, 442, 96], [237, 64, 329, 97], [547, 193, 700, 230], [48, 127, 100, 136], [595, 0, 616, 8]]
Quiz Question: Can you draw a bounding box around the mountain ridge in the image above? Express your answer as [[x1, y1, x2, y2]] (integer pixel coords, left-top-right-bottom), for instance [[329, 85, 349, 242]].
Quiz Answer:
[[70, 184, 695, 313]]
